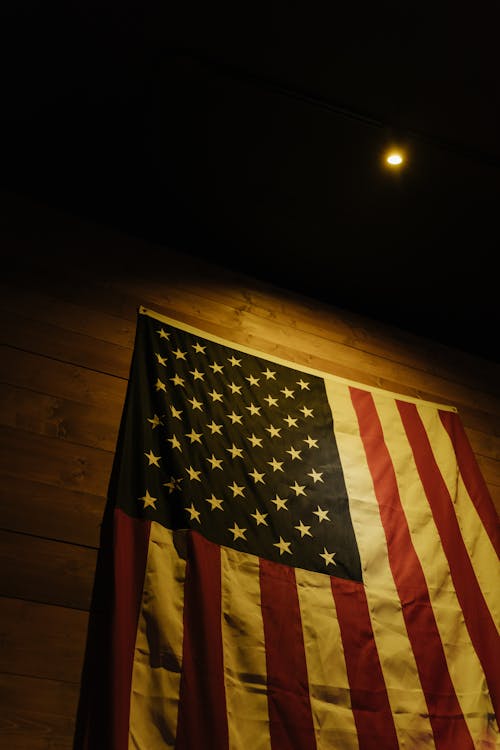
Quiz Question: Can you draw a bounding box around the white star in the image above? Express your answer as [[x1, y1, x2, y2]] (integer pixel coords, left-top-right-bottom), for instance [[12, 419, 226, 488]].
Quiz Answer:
[[228, 356, 242, 366], [170, 374, 185, 387], [155, 378, 166, 392], [209, 389, 223, 402], [249, 468, 265, 484], [271, 495, 288, 511], [210, 362, 224, 374], [304, 435, 319, 448], [320, 548, 336, 566], [185, 503, 201, 523], [185, 429, 202, 444], [297, 379, 310, 390], [227, 411, 243, 425], [274, 537, 292, 555], [193, 342, 206, 353], [246, 403, 261, 416], [251, 509, 268, 525], [207, 420, 223, 435], [229, 523, 247, 541], [155, 353, 168, 366], [173, 348, 187, 360], [267, 457, 284, 472], [206, 494, 224, 511], [286, 446, 302, 461], [188, 396, 203, 411], [284, 415, 298, 428], [262, 368, 276, 380], [144, 450, 161, 467], [157, 328, 170, 340], [170, 405, 183, 419], [227, 444, 244, 459], [281, 387, 295, 399], [300, 406, 314, 418], [295, 521, 312, 538], [265, 424, 281, 438], [140, 490, 157, 509], [167, 435, 182, 451], [206, 454, 223, 470], [246, 374, 260, 386], [190, 368, 205, 380], [290, 481, 306, 496], [313, 506, 331, 522], [307, 469, 324, 483], [147, 414, 162, 428], [264, 394, 279, 407], [186, 466, 202, 482], [229, 481, 245, 498], [248, 433, 263, 448], [163, 476, 182, 493], [228, 382, 242, 394]]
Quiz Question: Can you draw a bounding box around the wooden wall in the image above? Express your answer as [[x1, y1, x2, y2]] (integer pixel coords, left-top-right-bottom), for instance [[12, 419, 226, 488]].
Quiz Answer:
[[1, 190, 499, 748]]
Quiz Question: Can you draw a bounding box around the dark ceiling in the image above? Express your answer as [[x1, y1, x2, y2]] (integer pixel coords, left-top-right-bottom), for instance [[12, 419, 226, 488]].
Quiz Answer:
[[2, 2, 499, 362]]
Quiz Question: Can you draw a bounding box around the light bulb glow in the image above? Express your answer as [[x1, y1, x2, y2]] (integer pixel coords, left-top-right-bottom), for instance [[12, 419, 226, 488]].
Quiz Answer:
[[386, 152, 403, 165]]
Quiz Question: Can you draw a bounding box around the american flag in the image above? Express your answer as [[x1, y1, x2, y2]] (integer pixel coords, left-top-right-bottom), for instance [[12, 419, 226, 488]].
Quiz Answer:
[[105, 306, 499, 749]]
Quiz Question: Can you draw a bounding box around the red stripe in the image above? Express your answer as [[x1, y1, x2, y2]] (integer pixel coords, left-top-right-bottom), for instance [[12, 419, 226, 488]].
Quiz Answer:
[[111, 509, 151, 750], [397, 400, 500, 721], [439, 409, 500, 556], [175, 532, 229, 750], [351, 388, 474, 749], [331, 575, 399, 750], [259, 558, 317, 750]]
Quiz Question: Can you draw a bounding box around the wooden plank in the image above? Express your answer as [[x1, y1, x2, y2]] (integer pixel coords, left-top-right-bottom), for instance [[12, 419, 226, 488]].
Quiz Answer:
[[4, 195, 499, 397], [2, 331, 499, 443], [0, 673, 78, 750], [0, 282, 137, 349], [6, 240, 500, 398], [0, 475, 104, 547], [44, 262, 499, 400], [0, 597, 88, 683], [0, 345, 126, 408], [464, 426, 500, 462], [488, 483, 500, 517], [476, 454, 500, 488], [0, 426, 113, 499], [2, 277, 500, 419], [132, 296, 500, 418], [119, 273, 500, 396], [0, 310, 132, 379], [0, 531, 97, 610], [1, 355, 499, 464], [0, 382, 121, 452]]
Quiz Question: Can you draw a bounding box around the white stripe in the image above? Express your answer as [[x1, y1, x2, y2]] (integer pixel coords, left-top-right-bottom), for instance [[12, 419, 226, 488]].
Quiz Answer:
[[221, 546, 272, 750], [373, 394, 497, 743], [129, 523, 186, 750], [296, 567, 359, 750], [325, 381, 436, 749]]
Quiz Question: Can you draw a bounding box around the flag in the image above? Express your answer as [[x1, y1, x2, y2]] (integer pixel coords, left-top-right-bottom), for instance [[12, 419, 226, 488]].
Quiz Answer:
[[106, 306, 500, 749]]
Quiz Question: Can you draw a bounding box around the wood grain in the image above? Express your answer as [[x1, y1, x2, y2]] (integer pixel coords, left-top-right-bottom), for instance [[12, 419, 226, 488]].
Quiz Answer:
[[0, 475, 105, 547], [0, 597, 88, 683], [0, 382, 121, 452], [0, 427, 113, 498], [0, 530, 97, 610], [0, 673, 79, 750]]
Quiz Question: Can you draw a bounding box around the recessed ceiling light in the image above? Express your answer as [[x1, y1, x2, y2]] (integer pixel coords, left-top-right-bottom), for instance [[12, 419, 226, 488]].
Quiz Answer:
[[386, 152, 404, 166]]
